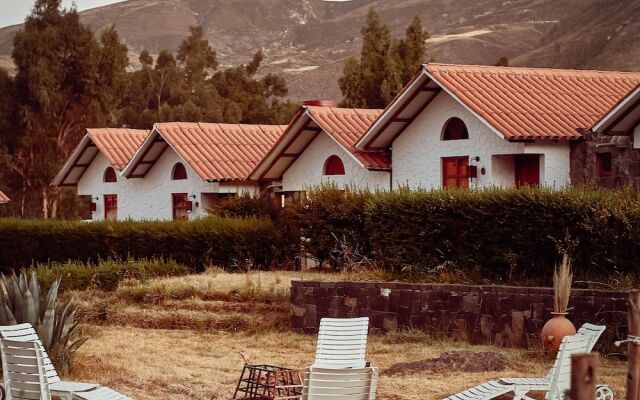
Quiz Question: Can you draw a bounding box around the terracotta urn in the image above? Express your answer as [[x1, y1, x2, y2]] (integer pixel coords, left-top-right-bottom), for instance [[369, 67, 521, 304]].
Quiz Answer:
[[541, 312, 576, 350]]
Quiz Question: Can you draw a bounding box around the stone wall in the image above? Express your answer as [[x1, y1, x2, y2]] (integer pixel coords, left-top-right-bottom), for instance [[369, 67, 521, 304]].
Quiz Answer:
[[290, 281, 629, 348], [570, 130, 640, 188]]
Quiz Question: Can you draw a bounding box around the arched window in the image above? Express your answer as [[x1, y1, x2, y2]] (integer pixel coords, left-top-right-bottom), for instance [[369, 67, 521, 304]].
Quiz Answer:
[[323, 155, 345, 176], [442, 117, 469, 140], [103, 167, 117, 183], [172, 162, 187, 180]]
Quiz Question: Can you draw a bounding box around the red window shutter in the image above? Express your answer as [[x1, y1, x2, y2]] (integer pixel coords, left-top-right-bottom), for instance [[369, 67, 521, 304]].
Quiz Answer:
[[442, 157, 470, 188]]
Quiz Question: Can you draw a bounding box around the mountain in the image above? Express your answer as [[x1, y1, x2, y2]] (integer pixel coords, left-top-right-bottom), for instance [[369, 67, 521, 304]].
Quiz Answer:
[[1, 0, 639, 101]]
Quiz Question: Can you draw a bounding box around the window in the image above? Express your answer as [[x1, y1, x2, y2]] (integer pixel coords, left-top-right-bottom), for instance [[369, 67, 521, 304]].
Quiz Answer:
[[104, 194, 117, 221], [442, 157, 469, 188], [172, 162, 187, 180], [323, 155, 345, 175], [103, 167, 117, 182], [442, 117, 469, 141], [597, 153, 612, 177], [172, 193, 189, 220]]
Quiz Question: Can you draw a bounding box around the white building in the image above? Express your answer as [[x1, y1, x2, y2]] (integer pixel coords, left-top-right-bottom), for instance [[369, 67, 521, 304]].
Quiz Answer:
[[356, 64, 640, 190], [52, 128, 149, 220], [250, 104, 391, 196], [55, 123, 286, 221]]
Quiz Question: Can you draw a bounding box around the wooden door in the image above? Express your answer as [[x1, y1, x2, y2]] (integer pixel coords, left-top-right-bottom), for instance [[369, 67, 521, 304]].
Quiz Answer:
[[442, 157, 469, 188], [172, 193, 189, 220], [104, 194, 117, 221], [515, 155, 540, 188]]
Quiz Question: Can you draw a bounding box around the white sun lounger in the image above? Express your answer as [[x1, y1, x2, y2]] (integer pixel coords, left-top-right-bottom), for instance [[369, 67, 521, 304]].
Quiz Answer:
[[0, 324, 131, 400], [312, 317, 369, 369], [444, 334, 613, 400]]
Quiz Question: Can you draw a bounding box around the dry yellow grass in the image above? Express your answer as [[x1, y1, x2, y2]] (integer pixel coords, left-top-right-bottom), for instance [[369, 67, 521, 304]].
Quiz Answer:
[[66, 270, 628, 400], [69, 326, 627, 400]]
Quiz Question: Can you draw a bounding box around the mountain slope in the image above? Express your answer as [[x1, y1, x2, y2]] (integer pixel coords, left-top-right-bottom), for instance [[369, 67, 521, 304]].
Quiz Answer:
[[0, 0, 638, 101]]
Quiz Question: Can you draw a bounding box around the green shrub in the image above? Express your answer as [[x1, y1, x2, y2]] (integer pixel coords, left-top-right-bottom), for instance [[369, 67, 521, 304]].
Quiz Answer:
[[30, 258, 190, 292], [282, 185, 640, 283], [296, 185, 373, 268], [0, 216, 280, 272], [366, 187, 640, 283]]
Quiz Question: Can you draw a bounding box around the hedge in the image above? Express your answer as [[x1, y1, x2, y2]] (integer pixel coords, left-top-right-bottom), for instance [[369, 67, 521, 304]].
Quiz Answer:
[[0, 216, 280, 272], [275, 186, 640, 282]]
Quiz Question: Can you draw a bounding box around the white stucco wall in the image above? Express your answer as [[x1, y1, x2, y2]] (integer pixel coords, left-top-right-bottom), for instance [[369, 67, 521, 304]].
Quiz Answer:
[[76, 150, 258, 221], [282, 132, 390, 192], [391, 92, 571, 189]]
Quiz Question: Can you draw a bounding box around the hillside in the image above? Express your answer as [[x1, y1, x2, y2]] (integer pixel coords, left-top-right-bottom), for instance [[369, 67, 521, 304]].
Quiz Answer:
[[1, 0, 639, 101]]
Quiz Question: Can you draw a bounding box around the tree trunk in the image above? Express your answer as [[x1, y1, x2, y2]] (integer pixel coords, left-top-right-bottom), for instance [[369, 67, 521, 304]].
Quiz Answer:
[[42, 186, 49, 219]]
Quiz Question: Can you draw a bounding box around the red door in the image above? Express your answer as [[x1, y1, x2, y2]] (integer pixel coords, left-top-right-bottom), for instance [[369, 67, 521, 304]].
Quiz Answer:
[[104, 194, 117, 221], [515, 155, 540, 188], [442, 157, 469, 188], [172, 193, 189, 220]]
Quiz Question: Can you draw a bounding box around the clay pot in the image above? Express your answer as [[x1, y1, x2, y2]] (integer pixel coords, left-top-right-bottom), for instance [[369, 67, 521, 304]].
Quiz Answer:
[[540, 312, 576, 350]]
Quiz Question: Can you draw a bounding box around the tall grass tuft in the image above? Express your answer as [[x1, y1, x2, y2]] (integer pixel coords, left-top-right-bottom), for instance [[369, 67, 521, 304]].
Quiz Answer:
[[553, 253, 573, 313]]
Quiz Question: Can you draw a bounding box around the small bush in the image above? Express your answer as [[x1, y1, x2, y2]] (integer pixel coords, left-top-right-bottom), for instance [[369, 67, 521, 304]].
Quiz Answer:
[[30, 258, 190, 292]]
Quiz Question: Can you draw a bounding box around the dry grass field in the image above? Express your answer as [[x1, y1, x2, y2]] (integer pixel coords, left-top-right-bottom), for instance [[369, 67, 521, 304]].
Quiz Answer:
[[67, 270, 628, 400]]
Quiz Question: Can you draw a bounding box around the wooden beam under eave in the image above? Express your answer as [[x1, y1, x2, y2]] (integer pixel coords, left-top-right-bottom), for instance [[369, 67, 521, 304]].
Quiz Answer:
[[391, 118, 412, 123], [603, 130, 632, 136]]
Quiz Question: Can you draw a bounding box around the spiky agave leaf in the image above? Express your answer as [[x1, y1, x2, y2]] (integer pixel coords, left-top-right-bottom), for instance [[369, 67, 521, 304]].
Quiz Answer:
[[20, 284, 37, 327], [28, 270, 41, 320], [39, 277, 61, 350], [0, 302, 17, 325]]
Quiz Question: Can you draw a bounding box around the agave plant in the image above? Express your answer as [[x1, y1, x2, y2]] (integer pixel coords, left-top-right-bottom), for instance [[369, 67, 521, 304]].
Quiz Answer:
[[0, 270, 87, 374]]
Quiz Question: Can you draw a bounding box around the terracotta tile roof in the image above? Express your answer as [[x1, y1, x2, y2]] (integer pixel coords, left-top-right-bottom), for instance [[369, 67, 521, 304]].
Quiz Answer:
[[427, 64, 640, 140], [152, 122, 287, 181], [52, 128, 149, 186], [86, 128, 149, 170], [0, 190, 9, 204], [591, 83, 640, 133], [250, 106, 391, 181], [358, 64, 640, 149], [306, 106, 390, 169]]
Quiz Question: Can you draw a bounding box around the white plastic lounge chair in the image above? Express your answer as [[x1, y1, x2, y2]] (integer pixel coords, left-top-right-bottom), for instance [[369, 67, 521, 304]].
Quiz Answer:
[[302, 367, 378, 400], [1, 339, 50, 400], [313, 317, 369, 369], [498, 323, 612, 399], [444, 334, 612, 400], [0, 324, 131, 400]]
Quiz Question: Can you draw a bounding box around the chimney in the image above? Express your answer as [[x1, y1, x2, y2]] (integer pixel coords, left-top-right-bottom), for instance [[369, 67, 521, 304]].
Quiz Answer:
[[303, 100, 336, 107]]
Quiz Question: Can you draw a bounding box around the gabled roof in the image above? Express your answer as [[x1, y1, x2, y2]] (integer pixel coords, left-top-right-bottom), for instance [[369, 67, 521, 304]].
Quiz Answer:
[[122, 122, 287, 182], [357, 64, 640, 150], [250, 106, 390, 181], [592, 84, 640, 134], [0, 190, 9, 204], [52, 128, 149, 186]]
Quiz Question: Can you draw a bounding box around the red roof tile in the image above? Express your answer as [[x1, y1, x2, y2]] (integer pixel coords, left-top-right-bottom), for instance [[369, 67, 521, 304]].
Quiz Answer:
[[0, 190, 9, 204], [358, 64, 640, 149], [153, 122, 287, 181], [427, 64, 640, 140], [52, 128, 149, 186], [86, 128, 149, 170], [306, 107, 390, 169]]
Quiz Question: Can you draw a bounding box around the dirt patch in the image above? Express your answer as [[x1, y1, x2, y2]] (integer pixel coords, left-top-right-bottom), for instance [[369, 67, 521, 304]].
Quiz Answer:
[[385, 351, 508, 376]]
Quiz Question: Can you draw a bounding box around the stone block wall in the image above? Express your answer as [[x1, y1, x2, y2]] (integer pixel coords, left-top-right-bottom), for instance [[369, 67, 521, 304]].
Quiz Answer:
[[570, 130, 640, 188], [290, 281, 629, 348]]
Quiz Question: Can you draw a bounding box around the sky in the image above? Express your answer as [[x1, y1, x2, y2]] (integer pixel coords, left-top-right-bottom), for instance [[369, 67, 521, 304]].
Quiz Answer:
[[1, 0, 125, 28]]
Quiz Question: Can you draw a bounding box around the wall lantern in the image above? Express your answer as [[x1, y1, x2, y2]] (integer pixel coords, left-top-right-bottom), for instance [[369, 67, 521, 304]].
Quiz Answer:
[[90, 196, 98, 212], [468, 165, 478, 179]]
